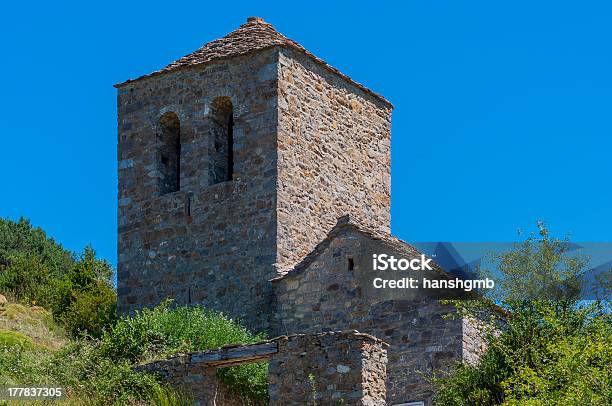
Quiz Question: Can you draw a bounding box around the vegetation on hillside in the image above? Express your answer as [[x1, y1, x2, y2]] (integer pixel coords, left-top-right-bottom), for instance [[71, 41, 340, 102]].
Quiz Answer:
[[99, 302, 269, 402], [0, 217, 268, 405], [434, 224, 612, 405], [0, 217, 116, 338], [0, 300, 188, 405]]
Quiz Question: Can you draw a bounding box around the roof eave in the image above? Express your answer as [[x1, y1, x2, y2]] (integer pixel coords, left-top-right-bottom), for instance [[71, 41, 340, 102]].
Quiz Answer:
[[114, 44, 393, 108]]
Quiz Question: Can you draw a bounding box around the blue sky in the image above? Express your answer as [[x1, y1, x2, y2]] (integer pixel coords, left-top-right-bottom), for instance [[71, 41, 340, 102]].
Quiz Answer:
[[1, 1, 611, 267]]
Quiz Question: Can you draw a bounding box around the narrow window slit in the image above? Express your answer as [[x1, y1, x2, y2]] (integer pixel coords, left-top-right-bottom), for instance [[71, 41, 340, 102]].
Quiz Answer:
[[185, 194, 192, 216], [348, 257, 355, 271], [210, 97, 234, 184], [227, 114, 234, 181], [158, 112, 181, 194]]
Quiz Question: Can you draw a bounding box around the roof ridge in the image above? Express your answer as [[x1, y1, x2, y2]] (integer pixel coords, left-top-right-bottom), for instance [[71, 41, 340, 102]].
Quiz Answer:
[[115, 17, 392, 107]]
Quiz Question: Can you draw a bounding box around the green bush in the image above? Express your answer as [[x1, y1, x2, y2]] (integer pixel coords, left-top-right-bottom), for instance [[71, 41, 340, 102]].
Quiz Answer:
[[217, 361, 269, 402], [48, 340, 186, 405], [50, 247, 117, 338], [59, 286, 117, 339], [434, 224, 612, 405], [0, 330, 38, 350], [0, 253, 52, 305], [434, 302, 611, 405], [100, 301, 264, 361], [100, 301, 269, 403]]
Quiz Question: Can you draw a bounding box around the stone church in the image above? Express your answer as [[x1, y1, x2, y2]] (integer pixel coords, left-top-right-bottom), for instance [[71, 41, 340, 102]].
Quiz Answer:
[[116, 17, 484, 405]]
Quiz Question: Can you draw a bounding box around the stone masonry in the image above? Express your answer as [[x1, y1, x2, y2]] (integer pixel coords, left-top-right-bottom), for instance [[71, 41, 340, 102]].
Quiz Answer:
[[117, 17, 486, 404], [116, 17, 391, 334], [268, 331, 388, 405], [276, 46, 391, 269], [138, 330, 388, 406], [136, 355, 245, 405], [272, 216, 488, 404]]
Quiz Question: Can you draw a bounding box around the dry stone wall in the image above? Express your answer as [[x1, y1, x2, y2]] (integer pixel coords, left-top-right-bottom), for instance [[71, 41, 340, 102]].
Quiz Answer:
[[268, 331, 388, 406]]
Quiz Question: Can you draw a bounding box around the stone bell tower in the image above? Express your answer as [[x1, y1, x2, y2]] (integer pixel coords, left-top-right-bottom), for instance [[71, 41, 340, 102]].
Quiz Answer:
[[115, 17, 392, 332]]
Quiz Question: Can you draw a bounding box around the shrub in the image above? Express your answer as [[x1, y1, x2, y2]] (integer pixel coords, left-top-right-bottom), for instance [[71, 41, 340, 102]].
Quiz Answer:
[[100, 301, 269, 403], [50, 247, 117, 338], [59, 285, 117, 339], [434, 302, 611, 405], [434, 224, 612, 405], [217, 361, 269, 403], [48, 340, 185, 405], [0, 330, 38, 349], [0, 253, 53, 305], [100, 301, 263, 361]]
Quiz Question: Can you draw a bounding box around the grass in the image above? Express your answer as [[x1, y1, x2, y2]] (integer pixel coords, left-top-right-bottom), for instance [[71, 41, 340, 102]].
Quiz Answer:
[[100, 301, 269, 403], [0, 299, 188, 405], [0, 330, 37, 349], [0, 298, 268, 405], [0, 303, 67, 350]]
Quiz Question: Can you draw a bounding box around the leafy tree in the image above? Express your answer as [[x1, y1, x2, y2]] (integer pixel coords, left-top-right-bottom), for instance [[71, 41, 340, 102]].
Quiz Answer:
[[0, 253, 52, 304], [50, 247, 117, 337], [0, 217, 73, 277], [434, 223, 612, 405]]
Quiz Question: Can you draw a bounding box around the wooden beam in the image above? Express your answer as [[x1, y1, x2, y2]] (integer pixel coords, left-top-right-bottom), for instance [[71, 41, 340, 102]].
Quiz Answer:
[[190, 342, 278, 367]]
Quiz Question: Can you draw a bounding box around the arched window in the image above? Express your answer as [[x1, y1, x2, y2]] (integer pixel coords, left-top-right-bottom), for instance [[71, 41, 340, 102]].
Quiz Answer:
[[210, 97, 234, 184], [159, 112, 181, 194]]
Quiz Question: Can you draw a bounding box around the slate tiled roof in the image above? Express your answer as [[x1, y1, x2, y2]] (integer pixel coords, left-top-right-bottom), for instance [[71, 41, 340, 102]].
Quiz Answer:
[[115, 17, 392, 107]]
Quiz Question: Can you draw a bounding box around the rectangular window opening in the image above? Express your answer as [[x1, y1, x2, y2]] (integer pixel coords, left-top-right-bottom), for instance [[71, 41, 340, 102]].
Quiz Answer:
[[348, 257, 355, 271]]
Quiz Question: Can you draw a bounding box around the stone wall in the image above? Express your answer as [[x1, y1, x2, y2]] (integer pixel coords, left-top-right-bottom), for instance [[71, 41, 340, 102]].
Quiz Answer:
[[276, 47, 392, 270], [273, 224, 472, 405], [116, 48, 279, 332], [268, 331, 388, 405], [462, 316, 491, 366], [135, 354, 246, 405], [117, 45, 393, 334], [137, 331, 387, 406]]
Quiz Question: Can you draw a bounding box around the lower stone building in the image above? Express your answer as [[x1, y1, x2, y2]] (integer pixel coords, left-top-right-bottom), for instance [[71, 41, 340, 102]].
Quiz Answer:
[[272, 215, 487, 404]]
